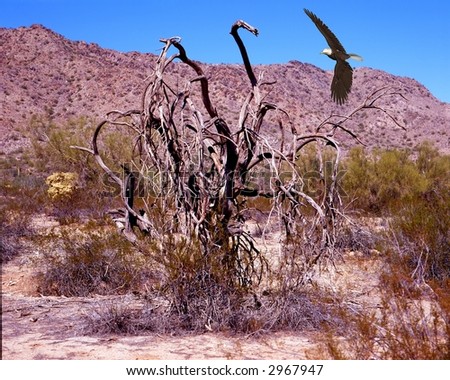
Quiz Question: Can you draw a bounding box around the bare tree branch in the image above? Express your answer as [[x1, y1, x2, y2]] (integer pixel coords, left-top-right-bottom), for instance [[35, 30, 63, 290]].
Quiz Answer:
[[230, 20, 259, 87], [75, 21, 406, 289]]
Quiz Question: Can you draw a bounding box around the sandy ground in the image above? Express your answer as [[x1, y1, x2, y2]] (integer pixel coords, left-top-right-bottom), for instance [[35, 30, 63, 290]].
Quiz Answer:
[[2, 215, 386, 360], [2, 256, 324, 360]]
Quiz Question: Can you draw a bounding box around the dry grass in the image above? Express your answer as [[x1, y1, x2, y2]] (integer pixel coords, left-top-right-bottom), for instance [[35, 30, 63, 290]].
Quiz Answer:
[[2, 22, 450, 360], [2, 136, 449, 359], [320, 243, 450, 360], [34, 226, 151, 297]]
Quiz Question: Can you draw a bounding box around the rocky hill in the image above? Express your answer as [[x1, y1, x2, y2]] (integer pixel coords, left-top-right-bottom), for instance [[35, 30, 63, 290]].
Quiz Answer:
[[1, 24, 449, 154]]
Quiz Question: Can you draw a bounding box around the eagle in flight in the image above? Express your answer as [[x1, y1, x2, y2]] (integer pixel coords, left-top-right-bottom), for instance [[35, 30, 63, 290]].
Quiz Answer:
[[304, 9, 363, 105]]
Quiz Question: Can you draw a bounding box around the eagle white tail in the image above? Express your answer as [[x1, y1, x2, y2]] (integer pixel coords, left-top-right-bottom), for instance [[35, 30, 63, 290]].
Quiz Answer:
[[349, 53, 364, 61]]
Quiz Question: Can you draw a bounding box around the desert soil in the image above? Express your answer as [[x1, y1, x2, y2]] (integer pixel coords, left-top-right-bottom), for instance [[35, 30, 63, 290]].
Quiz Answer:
[[1, 217, 383, 360], [2, 252, 325, 360]]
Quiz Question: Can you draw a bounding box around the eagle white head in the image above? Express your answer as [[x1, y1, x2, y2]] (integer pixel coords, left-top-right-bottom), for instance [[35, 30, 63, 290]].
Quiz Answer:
[[321, 48, 333, 56]]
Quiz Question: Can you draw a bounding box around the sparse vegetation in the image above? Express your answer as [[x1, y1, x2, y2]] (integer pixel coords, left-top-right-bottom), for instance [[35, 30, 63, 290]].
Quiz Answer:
[[0, 206, 33, 263], [69, 26, 397, 338], [342, 142, 450, 283], [321, 257, 450, 360], [35, 226, 148, 297], [46, 172, 79, 200], [1, 22, 449, 360]]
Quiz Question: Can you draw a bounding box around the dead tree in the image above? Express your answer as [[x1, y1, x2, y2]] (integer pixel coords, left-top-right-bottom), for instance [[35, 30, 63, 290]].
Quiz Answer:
[[74, 21, 405, 288]]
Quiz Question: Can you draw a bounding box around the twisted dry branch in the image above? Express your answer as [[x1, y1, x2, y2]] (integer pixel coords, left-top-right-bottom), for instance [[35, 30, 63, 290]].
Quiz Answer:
[[72, 20, 406, 288]]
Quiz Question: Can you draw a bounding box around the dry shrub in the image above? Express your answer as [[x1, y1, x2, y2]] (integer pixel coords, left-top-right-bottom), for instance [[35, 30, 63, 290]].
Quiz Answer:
[[250, 290, 345, 335], [81, 298, 161, 335], [322, 257, 450, 359], [36, 228, 149, 296], [78, 231, 346, 336], [335, 217, 385, 256], [0, 172, 41, 263], [81, 287, 344, 337], [0, 213, 31, 263], [151, 233, 254, 332], [150, 226, 345, 335], [391, 194, 450, 284], [0, 203, 35, 263]]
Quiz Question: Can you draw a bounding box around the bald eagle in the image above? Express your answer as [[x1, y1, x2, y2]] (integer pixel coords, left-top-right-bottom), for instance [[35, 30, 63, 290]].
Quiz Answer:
[[304, 8, 363, 105]]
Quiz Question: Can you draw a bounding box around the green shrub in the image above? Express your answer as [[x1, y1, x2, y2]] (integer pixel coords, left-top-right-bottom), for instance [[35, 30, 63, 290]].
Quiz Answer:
[[23, 115, 126, 220], [27, 115, 96, 175], [326, 143, 450, 359], [373, 149, 428, 209], [341, 146, 376, 212], [294, 143, 340, 200], [342, 143, 447, 214], [27, 114, 136, 177], [378, 143, 450, 284]]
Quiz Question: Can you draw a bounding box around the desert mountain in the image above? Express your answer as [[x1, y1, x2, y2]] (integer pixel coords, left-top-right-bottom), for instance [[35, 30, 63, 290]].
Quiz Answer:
[[1, 24, 449, 154]]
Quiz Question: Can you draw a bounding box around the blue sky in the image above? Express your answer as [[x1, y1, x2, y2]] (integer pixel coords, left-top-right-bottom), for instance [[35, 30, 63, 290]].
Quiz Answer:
[[2, 0, 450, 103]]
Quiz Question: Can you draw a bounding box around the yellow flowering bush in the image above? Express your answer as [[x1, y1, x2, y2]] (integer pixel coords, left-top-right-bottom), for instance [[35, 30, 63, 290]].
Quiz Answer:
[[45, 172, 79, 201]]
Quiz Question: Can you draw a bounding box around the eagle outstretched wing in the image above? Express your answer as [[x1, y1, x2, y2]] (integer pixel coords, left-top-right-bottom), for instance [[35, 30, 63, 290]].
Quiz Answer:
[[304, 9, 347, 54], [332, 60, 353, 105]]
